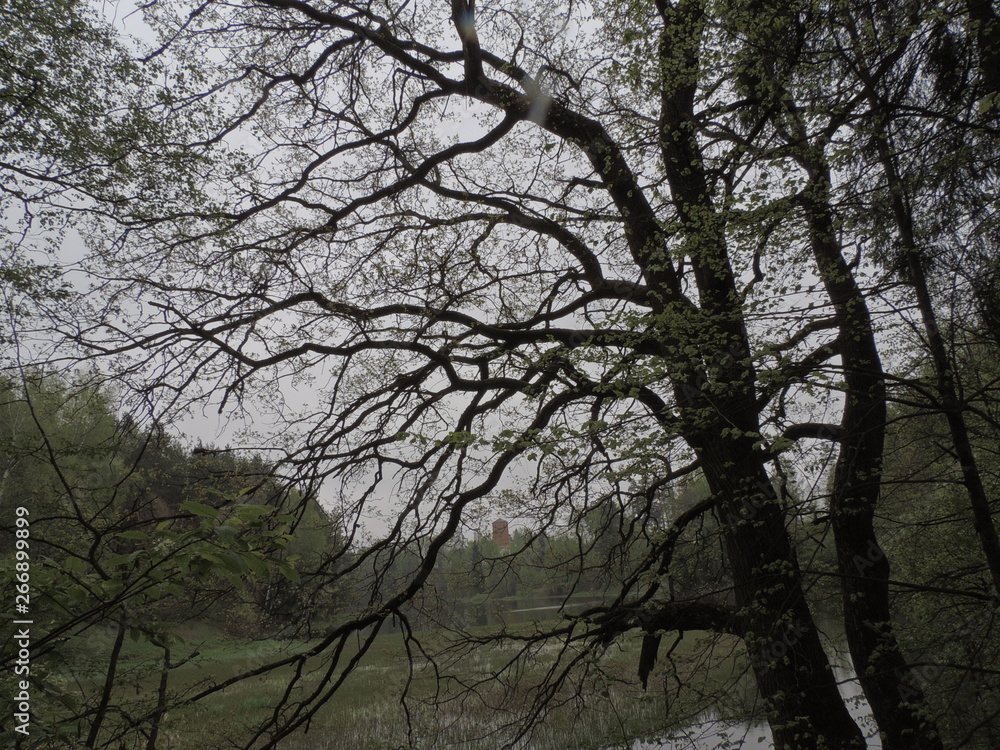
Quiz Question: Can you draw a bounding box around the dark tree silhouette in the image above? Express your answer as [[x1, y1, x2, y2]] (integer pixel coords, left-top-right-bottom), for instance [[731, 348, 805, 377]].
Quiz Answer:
[[5, 0, 1000, 748]]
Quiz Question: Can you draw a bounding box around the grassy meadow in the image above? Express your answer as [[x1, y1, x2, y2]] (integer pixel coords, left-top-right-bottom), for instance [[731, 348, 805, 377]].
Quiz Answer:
[[59, 621, 758, 750]]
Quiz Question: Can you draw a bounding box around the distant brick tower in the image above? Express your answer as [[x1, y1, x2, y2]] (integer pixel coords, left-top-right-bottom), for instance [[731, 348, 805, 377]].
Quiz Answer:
[[492, 518, 511, 547]]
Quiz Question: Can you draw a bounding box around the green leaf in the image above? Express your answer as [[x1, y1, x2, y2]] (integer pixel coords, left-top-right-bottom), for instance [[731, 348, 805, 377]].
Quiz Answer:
[[61, 556, 89, 574], [234, 503, 273, 519], [214, 552, 248, 576], [159, 583, 186, 598], [181, 500, 220, 519], [277, 562, 301, 584], [244, 554, 269, 577]]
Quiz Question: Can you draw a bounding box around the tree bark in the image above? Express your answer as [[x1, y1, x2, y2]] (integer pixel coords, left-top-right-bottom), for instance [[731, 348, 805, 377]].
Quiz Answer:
[[703, 439, 867, 750], [967, 0, 1000, 98], [801, 165, 943, 750], [651, 5, 866, 746]]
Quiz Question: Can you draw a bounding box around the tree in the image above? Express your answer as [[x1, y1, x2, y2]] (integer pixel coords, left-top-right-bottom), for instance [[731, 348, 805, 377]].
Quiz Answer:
[[878, 383, 1000, 750], [8, 0, 1000, 748], [829, 0, 1000, 603], [0, 372, 330, 748], [0, 0, 221, 366]]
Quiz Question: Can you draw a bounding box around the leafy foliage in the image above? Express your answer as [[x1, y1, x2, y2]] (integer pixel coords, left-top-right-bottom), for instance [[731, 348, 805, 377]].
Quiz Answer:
[[0, 373, 343, 747], [3, 0, 1000, 748]]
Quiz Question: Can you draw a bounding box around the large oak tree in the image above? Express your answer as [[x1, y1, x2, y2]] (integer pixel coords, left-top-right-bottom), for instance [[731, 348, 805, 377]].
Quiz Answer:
[[7, 0, 1000, 747]]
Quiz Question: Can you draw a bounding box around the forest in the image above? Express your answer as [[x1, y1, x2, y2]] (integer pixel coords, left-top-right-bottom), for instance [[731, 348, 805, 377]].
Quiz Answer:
[[2, 0, 1000, 748]]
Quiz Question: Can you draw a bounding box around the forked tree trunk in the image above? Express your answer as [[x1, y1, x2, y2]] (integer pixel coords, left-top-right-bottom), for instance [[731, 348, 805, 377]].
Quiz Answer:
[[651, 4, 869, 745], [700, 435, 868, 750]]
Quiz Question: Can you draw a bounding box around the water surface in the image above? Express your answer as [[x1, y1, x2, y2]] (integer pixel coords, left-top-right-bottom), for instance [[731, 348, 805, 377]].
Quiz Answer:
[[628, 657, 881, 750]]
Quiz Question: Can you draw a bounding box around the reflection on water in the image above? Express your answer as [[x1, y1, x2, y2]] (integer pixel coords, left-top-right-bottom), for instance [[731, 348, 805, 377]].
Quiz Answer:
[[634, 717, 771, 750], [630, 655, 882, 750]]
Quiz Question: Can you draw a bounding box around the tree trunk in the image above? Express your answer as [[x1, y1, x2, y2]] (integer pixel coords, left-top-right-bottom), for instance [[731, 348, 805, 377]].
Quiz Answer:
[[650, 5, 867, 745], [87, 618, 127, 749], [802, 166, 943, 750], [871, 121, 1000, 602], [147, 642, 171, 750], [702, 437, 867, 750]]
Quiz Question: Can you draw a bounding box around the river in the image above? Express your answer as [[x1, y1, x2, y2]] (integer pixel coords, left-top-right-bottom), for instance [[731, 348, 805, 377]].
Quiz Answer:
[[627, 657, 881, 750]]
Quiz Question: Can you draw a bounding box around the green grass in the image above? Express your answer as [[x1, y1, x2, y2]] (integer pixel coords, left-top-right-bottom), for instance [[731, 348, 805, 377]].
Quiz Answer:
[[48, 622, 756, 750]]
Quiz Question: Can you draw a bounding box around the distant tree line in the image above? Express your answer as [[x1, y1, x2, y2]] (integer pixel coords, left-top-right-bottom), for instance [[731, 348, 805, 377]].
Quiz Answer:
[[0, 372, 344, 746], [4, 0, 1000, 748]]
